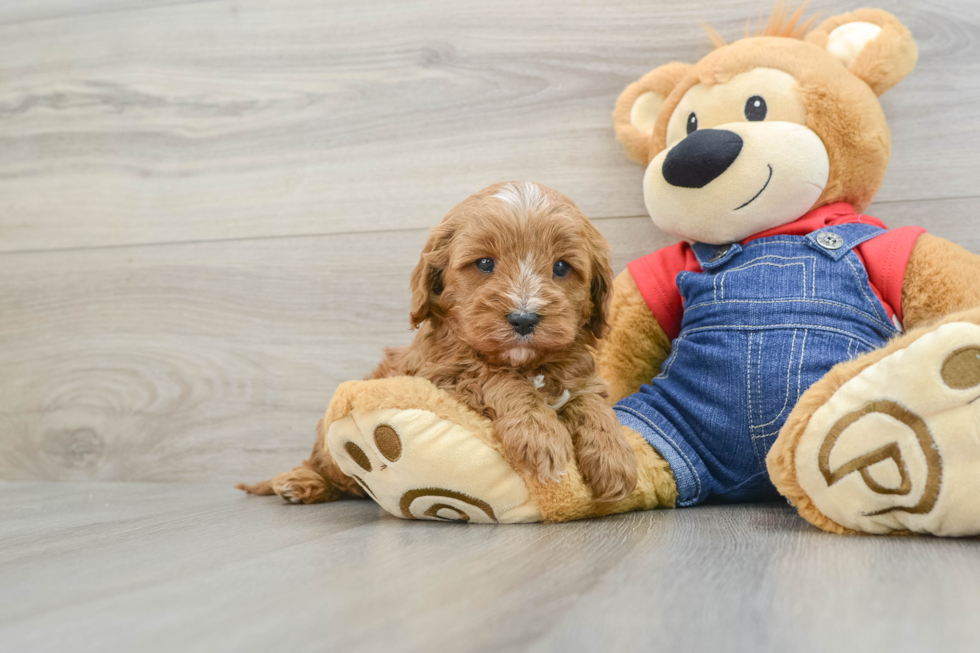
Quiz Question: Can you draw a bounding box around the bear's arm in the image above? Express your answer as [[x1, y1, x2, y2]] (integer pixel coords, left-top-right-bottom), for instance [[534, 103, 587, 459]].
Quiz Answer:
[[901, 233, 980, 329], [596, 268, 673, 405]]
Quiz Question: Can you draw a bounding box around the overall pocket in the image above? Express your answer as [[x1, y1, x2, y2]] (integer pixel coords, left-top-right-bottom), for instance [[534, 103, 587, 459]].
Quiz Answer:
[[747, 328, 876, 470]]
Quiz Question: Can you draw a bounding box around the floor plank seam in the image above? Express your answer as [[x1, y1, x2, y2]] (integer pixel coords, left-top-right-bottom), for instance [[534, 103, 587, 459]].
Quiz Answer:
[[0, 0, 223, 31], [6, 191, 979, 258]]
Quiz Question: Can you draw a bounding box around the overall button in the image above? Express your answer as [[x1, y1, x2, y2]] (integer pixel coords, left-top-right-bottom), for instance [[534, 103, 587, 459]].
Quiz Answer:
[[709, 245, 732, 262], [816, 231, 844, 250]]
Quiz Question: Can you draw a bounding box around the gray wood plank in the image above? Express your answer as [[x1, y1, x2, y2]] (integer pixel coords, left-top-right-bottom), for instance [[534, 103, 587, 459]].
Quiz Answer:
[[1, 0, 978, 252], [0, 0, 219, 26], [0, 215, 673, 483], [868, 195, 980, 251], [2, 199, 978, 484], [2, 482, 980, 653]]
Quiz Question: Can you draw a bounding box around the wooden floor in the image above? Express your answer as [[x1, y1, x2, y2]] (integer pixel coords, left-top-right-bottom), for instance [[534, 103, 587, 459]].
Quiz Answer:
[[3, 0, 980, 650], [4, 482, 980, 653], [3, 0, 980, 483]]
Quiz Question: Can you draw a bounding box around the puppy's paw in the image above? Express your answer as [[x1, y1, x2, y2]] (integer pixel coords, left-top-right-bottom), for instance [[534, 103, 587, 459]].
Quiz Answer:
[[270, 467, 331, 504], [576, 421, 639, 503], [529, 435, 573, 486], [497, 414, 573, 485]]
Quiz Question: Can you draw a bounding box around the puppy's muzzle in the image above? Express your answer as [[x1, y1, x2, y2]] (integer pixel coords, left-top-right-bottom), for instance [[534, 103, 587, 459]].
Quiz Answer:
[[662, 129, 744, 189], [508, 311, 540, 336]]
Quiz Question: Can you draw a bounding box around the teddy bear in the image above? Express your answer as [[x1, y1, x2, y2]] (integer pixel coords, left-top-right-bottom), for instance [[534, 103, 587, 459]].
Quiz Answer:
[[255, 6, 980, 535]]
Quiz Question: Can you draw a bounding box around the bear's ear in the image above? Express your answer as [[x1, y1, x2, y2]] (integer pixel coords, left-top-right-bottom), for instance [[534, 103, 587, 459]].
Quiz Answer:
[[614, 62, 692, 165], [806, 8, 917, 96]]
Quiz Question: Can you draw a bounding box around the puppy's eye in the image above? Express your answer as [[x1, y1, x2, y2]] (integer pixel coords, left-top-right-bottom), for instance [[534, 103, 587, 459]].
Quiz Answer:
[[745, 96, 767, 121], [686, 112, 698, 134], [553, 260, 571, 278], [475, 258, 495, 273]]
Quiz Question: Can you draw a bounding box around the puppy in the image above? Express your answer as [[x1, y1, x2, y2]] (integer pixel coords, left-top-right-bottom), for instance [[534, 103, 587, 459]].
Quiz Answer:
[[238, 181, 638, 504]]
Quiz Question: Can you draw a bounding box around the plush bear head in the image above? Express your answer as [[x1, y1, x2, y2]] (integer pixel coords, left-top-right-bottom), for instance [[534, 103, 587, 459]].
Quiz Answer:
[[614, 7, 917, 245]]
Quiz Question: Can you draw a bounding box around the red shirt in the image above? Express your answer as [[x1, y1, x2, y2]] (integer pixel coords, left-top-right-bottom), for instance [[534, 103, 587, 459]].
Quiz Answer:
[[627, 203, 925, 340]]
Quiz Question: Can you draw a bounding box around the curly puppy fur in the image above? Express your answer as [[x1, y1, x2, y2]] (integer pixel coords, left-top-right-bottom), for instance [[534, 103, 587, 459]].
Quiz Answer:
[[239, 182, 638, 504]]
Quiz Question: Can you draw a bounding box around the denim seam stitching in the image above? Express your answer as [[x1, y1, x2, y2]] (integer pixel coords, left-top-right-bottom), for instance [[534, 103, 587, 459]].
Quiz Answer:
[[843, 252, 882, 317], [750, 328, 798, 431], [751, 330, 768, 469], [683, 297, 889, 323], [750, 328, 808, 442], [842, 252, 896, 329], [746, 331, 755, 441], [756, 331, 764, 430], [616, 405, 703, 503], [808, 226, 885, 262], [656, 336, 685, 380], [678, 324, 882, 349], [716, 258, 812, 301], [693, 243, 741, 269], [723, 470, 769, 494], [740, 238, 805, 249]]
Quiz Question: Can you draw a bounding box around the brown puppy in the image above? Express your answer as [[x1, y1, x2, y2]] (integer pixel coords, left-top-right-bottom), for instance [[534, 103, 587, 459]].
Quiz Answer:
[[239, 181, 638, 504]]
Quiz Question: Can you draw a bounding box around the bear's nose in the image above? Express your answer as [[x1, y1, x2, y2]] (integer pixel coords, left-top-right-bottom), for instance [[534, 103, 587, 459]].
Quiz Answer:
[[508, 312, 540, 336], [662, 129, 744, 189]]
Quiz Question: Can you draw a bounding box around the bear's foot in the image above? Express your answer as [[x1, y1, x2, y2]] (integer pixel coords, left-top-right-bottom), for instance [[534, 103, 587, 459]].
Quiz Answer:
[[770, 316, 980, 535], [325, 377, 542, 523]]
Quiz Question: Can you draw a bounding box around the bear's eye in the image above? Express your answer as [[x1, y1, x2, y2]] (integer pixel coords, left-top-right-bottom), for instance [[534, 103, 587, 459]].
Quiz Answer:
[[686, 112, 698, 134], [475, 258, 495, 273], [745, 96, 767, 121], [553, 260, 571, 278]]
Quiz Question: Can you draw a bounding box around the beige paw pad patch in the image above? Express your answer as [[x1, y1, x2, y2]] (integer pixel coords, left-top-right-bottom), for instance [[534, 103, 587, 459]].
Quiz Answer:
[[327, 408, 542, 524], [796, 322, 980, 535]]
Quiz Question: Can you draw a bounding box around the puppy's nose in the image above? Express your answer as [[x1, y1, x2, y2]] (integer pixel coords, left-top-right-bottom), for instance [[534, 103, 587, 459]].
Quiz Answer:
[[508, 312, 540, 336], [662, 129, 743, 188]]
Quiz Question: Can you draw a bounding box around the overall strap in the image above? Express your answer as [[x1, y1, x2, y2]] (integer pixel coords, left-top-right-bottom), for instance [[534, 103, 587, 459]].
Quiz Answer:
[[690, 241, 743, 270], [805, 223, 888, 261], [690, 222, 889, 269]]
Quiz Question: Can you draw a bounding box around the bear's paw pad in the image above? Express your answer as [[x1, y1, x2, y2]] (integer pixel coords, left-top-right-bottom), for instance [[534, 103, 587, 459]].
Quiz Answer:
[[795, 322, 980, 536], [327, 408, 542, 524]]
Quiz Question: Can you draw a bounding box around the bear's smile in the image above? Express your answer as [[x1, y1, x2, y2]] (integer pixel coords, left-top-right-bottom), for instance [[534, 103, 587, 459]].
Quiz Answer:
[[735, 164, 773, 211]]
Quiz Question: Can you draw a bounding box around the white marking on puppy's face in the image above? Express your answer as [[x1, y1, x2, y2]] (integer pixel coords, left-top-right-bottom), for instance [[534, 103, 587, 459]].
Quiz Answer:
[[506, 255, 546, 313], [492, 181, 550, 218], [508, 347, 535, 366]]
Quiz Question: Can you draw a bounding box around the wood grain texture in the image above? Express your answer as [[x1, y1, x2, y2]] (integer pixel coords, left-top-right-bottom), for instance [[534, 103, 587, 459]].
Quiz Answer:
[[0, 216, 673, 483], [1, 0, 979, 485], [1, 201, 976, 484], [4, 4, 980, 649], [0, 0, 978, 252], [3, 482, 980, 653]]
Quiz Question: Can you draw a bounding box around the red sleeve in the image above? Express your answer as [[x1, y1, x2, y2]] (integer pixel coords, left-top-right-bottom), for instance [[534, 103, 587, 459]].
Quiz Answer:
[[855, 226, 926, 325], [626, 242, 702, 340]]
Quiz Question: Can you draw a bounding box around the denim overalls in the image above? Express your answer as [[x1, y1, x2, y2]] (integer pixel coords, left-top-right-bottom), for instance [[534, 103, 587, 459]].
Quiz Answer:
[[614, 223, 901, 506]]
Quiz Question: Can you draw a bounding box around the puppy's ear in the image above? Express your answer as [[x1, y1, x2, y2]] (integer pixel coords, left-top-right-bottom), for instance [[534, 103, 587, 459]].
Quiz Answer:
[[586, 225, 614, 339], [806, 9, 917, 96], [409, 220, 454, 328], [614, 62, 693, 164]]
